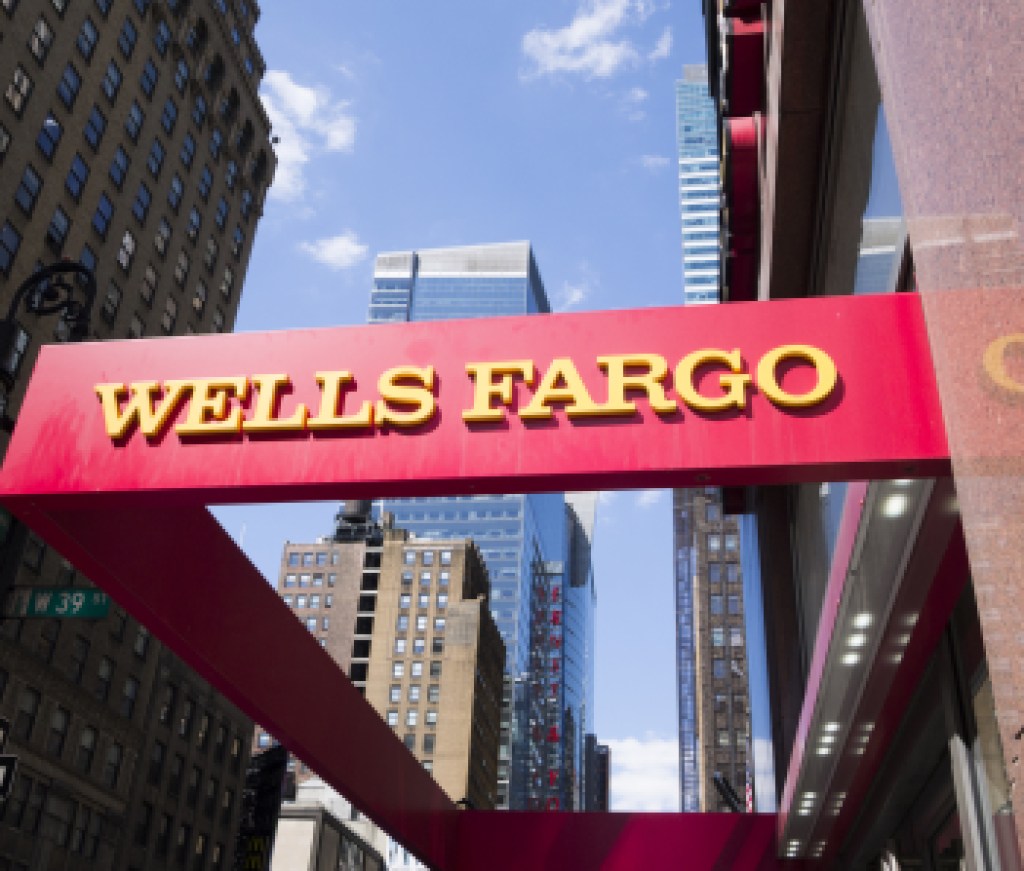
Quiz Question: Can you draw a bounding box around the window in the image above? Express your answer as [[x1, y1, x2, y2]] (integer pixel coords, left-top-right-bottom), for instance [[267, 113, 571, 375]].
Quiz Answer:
[[47, 706, 70, 756], [198, 165, 212, 199], [399, 593, 411, 609], [413, 638, 425, 654], [29, 16, 54, 62], [429, 660, 442, 678], [209, 127, 223, 159], [422, 551, 435, 566], [145, 139, 165, 179], [392, 662, 404, 678], [192, 94, 206, 127], [179, 697, 194, 737], [220, 265, 234, 299], [134, 626, 150, 658], [154, 218, 171, 255], [102, 60, 122, 102], [394, 638, 406, 654], [140, 59, 159, 97], [118, 18, 137, 58], [214, 197, 229, 229], [417, 593, 428, 608], [161, 295, 177, 332], [6, 65, 33, 115], [425, 710, 438, 726], [707, 533, 721, 552], [436, 593, 448, 610], [406, 710, 418, 727], [109, 146, 129, 188], [727, 563, 740, 584], [125, 100, 145, 142], [128, 313, 144, 338], [121, 675, 139, 717], [100, 278, 120, 321], [187, 206, 201, 240], [37, 113, 62, 158], [132, 183, 151, 223], [725, 533, 739, 552], [95, 0, 112, 16], [408, 684, 421, 702], [180, 133, 196, 167], [730, 627, 744, 647], [68, 634, 90, 683], [415, 615, 427, 632], [77, 17, 98, 59], [77, 725, 96, 771], [47, 206, 71, 251], [141, 264, 158, 303], [225, 159, 238, 190], [728, 594, 741, 615], [706, 501, 722, 522], [84, 104, 106, 149], [389, 684, 401, 703], [160, 97, 177, 134], [710, 594, 723, 615], [420, 571, 431, 587], [713, 658, 726, 679], [386, 710, 398, 726], [712, 627, 725, 647], [173, 250, 189, 284], [15, 164, 42, 215], [154, 19, 171, 55], [396, 614, 409, 632], [428, 684, 440, 703], [440, 550, 452, 566], [174, 59, 189, 93], [295, 594, 307, 609], [431, 636, 444, 654], [240, 188, 253, 219], [204, 235, 218, 269], [708, 563, 722, 584], [14, 686, 41, 739], [411, 661, 423, 677], [168, 174, 184, 209], [117, 230, 136, 271], [135, 802, 152, 845], [65, 153, 90, 200], [0, 121, 9, 161]]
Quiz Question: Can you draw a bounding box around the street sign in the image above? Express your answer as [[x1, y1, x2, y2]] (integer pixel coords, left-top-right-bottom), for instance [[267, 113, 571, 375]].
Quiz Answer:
[[3, 587, 110, 619]]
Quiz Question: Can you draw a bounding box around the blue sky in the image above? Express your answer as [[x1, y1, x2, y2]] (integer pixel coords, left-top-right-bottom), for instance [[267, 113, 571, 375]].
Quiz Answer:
[[216, 0, 710, 812]]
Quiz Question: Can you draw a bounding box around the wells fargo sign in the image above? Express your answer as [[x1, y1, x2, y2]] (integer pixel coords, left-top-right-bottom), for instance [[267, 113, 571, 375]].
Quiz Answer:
[[0, 292, 951, 871], [3, 293, 946, 501], [94, 344, 837, 441]]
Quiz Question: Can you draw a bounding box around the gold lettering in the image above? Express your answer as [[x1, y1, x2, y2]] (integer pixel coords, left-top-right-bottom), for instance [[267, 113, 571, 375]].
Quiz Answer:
[[375, 366, 436, 428], [675, 349, 751, 412], [983, 334, 1024, 394], [756, 344, 837, 408], [519, 358, 604, 420], [597, 354, 677, 416], [95, 380, 191, 440], [242, 374, 309, 432], [307, 371, 374, 430], [463, 360, 535, 423], [174, 377, 249, 436]]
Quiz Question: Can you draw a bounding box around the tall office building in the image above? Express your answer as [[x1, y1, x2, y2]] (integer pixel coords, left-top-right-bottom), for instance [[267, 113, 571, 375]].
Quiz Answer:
[[368, 242, 594, 811], [258, 506, 505, 810], [0, 1, 275, 867], [673, 66, 750, 812], [676, 64, 721, 306]]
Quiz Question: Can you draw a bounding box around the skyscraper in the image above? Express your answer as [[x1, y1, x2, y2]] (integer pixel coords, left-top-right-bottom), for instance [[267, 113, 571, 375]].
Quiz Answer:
[[676, 65, 721, 306], [673, 65, 750, 811], [368, 242, 594, 811], [0, 1, 275, 866]]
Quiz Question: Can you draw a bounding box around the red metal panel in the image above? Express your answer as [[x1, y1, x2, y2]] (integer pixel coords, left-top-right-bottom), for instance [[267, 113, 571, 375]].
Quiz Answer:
[[0, 296, 949, 504], [454, 811, 785, 870]]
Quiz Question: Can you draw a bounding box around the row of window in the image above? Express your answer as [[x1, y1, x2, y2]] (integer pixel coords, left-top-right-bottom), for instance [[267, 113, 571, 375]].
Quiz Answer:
[[282, 571, 337, 587], [394, 635, 445, 656], [402, 570, 451, 588], [399, 591, 449, 610], [134, 798, 229, 869], [709, 593, 742, 615], [386, 708, 440, 729], [284, 593, 334, 609], [2, 772, 104, 859], [402, 548, 454, 567], [286, 550, 338, 568], [707, 562, 741, 584], [397, 614, 447, 634], [710, 626, 745, 648]]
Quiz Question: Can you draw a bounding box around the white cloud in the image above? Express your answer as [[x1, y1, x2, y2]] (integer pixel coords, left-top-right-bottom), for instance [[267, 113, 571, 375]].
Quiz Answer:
[[648, 26, 672, 61], [261, 70, 357, 202], [605, 734, 680, 812], [621, 85, 649, 121], [634, 489, 665, 508], [299, 231, 368, 271], [554, 282, 589, 312], [638, 154, 670, 170], [521, 0, 660, 80]]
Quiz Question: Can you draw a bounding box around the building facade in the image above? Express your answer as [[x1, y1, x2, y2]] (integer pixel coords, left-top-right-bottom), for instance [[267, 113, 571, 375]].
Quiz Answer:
[[0, 1, 274, 867], [707, 0, 1024, 864], [258, 506, 506, 810], [368, 242, 594, 812], [676, 64, 721, 307]]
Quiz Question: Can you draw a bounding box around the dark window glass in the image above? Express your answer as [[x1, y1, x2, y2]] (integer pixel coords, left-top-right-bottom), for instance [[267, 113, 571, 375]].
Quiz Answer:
[[147, 138, 165, 177], [174, 59, 189, 93], [132, 182, 151, 223], [117, 18, 137, 59], [65, 152, 90, 200], [77, 17, 99, 59], [168, 173, 183, 209], [57, 63, 81, 108], [47, 206, 71, 251], [109, 146, 129, 188], [0, 222, 22, 276], [125, 100, 144, 142], [180, 132, 196, 168], [15, 164, 42, 214], [160, 96, 177, 134], [84, 104, 106, 149], [102, 60, 122, 102], [154, 19, 171, 55], [36, 113, 62, 159], [92, 193, 114, 237], [140, 59, 159, 97]]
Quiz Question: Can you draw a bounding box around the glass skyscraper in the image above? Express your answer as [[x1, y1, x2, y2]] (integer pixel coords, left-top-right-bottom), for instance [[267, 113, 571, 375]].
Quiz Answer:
[[367, 242, 594, 811], [676, 65, 722, 306]]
